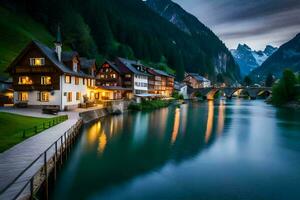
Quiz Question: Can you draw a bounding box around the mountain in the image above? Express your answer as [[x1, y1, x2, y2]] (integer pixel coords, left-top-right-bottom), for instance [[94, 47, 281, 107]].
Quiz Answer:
[[251, 33, 300, 82], [0, 6, 55, 77], [145, 0, 240, 82], [230, 44, 277, 76], [0, 0, 240, 82]]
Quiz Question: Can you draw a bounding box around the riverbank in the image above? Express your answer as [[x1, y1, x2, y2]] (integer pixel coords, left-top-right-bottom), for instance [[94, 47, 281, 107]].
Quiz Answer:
[[128, 99, 173, 111], [282, 101, 300, 109]]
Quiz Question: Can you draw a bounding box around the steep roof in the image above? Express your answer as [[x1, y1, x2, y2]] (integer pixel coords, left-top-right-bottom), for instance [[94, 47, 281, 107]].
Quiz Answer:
[[80, 57, 96, 69], [117, 57, 150, 76], [187, 73, 210, 82], [103, 60, 121, 73], [62, 51, 78, 62], [7, 40, 94, 78], [153, 68, 174, 78]]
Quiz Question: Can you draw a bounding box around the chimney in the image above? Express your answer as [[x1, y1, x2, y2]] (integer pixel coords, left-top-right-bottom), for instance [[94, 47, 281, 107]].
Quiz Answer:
[[54, 25, 62, 62]]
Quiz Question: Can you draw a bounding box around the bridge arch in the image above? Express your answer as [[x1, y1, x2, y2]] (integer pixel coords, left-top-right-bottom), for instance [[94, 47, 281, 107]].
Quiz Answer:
[[190, 87, 272, 100], [241, 88, 272, 100]]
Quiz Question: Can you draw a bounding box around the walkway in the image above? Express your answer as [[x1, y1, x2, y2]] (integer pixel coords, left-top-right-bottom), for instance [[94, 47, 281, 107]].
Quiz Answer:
[[0, 108, 81, 199]]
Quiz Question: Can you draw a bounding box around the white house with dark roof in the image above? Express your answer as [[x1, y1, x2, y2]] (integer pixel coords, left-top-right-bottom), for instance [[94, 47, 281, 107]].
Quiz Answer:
[[6, 28, 96, 110], [115, 57, 150, 95]]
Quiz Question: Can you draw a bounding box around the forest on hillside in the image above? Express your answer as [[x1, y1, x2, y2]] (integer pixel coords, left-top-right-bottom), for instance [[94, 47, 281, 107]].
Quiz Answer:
[[1, 0, 239, 81]]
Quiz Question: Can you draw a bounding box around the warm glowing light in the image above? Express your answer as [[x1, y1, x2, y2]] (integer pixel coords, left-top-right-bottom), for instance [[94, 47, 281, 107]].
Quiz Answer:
[[171, 108, 181, 144], [205, 101, 214, 143], [35, 59, 42, 66], [217, 100, 225, 135], [87, 122, 101, 145], [18, 76, 33, 85], [98, 131, 107, 154]]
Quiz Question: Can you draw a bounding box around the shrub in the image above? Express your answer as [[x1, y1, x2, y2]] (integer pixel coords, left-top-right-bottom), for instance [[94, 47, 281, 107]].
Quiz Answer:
[[272, 69, 297, 106], [129, 100, 172, 111]]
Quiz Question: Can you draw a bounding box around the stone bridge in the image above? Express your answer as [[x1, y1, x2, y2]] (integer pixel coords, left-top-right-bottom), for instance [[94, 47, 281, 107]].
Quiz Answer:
[[193, 87, 272, 100]]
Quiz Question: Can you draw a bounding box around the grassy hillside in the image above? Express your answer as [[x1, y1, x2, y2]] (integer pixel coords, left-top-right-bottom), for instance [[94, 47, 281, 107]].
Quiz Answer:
[[0, 6, 54, 78]]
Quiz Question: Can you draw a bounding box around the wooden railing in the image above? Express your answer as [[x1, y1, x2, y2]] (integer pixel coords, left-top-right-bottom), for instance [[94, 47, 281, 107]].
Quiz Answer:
[[0, 119, 83, 200], [20, 115, 68, 138]]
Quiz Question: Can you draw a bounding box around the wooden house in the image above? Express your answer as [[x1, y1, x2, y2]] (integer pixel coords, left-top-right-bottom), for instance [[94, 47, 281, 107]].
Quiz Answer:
[[6, 30, 96, 110], [184, 73, 211, 89]]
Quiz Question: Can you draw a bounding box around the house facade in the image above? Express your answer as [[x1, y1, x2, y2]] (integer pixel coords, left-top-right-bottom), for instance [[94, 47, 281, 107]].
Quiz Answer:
[[115, 58, 149, 95], [96, 58, 175, 100], [147, 68, 175, 97], [6, 37, 95, 110], [184, 72, 211, 89], [96, 60, 132, 100]]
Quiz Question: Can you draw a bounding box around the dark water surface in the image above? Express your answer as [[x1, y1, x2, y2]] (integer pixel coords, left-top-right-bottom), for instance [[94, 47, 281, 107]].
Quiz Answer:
[[51, 100, 300, 200]]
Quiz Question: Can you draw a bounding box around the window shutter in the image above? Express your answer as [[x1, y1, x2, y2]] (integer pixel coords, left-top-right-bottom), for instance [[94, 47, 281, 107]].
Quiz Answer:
[[37, 92, 41, 101]]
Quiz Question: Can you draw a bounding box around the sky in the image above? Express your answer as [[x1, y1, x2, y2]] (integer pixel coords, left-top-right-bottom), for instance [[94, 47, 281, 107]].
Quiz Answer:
[[173, 0, 300, 50]]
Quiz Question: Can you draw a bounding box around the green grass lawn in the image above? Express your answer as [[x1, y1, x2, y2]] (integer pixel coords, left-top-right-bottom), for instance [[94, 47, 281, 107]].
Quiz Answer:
[[0, 112, 66, 153]]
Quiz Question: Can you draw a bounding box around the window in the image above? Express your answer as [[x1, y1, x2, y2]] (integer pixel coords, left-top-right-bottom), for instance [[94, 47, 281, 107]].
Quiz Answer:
[[30, 58, 45, 66], [111, 74, 116, 78], [87, 79, 91, 87], [73, 62, 78, 72], [18, 76, 32, 85], [75, 77, 80, 85], [18, 92, 28, 101], [38, 92, 49, 102], [95, 93, 99, 99], [100, 74, 105, 79], [41, 76, 51, 85], [67, 92, 72, 102], [76, 92, 81, 101], [83, 78, 86, 85], [125, 74, 131, 78], [65, 75, 71, 84]]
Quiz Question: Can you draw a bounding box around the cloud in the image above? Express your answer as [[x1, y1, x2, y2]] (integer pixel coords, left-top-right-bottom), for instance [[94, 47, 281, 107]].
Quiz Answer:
[[172, 0, 300, 49]]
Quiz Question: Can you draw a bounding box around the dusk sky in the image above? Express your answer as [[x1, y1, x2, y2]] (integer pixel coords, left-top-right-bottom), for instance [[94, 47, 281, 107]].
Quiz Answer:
[[173, 0, 300, 50]]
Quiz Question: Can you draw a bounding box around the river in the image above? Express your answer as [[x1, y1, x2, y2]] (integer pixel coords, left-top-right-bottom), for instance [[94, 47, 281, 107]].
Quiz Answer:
[[51, 99, 300, 200]]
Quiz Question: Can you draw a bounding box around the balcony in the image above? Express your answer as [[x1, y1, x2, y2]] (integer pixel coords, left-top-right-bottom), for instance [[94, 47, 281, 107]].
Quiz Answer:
[[15, 67, 56, 73], [13, 84, 56, 91]]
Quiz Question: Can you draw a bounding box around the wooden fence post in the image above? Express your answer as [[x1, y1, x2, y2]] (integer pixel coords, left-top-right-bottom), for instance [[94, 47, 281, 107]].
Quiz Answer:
[[44, 152, 48, 200]]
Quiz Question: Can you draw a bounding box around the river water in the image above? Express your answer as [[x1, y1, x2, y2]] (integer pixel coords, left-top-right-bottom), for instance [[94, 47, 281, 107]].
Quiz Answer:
[[51, 99, 300, 200]]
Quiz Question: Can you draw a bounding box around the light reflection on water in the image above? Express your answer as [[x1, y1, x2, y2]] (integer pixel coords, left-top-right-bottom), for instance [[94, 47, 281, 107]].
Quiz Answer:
[[171, 108, 180, 144], [51, 100, 300, 200]]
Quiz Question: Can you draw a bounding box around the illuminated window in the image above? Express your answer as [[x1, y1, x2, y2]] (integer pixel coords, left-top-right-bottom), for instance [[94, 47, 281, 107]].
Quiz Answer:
[[95, 93, 99, 99], [76, 92, 81, 101], [18, 76, 32, 85], [30, 58, 45, 66], [111, 74, 116, 78], [83, 78, 86, 85], [100, 74, 105, 78], [65, 75, 71, 84], [39, 92, 49, 102], [75, 77, 80, 85], [67, 92, 72, 102], [18, 92, 28, 101], [41, 76, 51, 85], [125, 74, 131, 78]]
